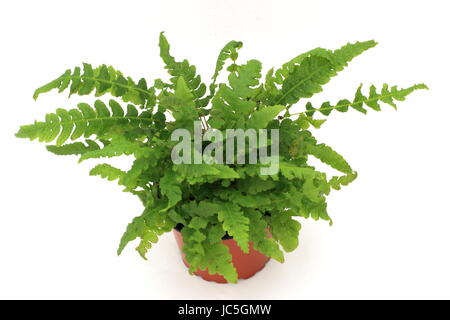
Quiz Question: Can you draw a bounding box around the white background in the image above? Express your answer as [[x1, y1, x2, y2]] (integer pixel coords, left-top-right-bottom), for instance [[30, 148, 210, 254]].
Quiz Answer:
[[0, 0, 449, 299]]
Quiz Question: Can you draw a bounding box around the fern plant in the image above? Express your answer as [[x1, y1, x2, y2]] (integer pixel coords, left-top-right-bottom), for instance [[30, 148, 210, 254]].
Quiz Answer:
[[16, 33, 427, 283]]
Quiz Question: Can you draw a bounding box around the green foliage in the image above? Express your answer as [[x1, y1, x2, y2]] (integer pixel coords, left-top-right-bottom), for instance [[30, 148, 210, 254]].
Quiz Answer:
[[278, 55, 335, 105], [263, 40, 378, 106], [210, 40, 243, 97], [247, 105, 285, 129], [159, 32, 208, 108], [270, 211, 301, 252], [182, 226, 237, 283], [15, 99, 153, 145], [304, 141, 353, 174], [117, 209, 160, 259], [33, 63, 156, 108], [46, 140, 102, 155], [209, 59, 262, 129], [217, 202, 250, 253], [245, 209, 284, 262], [303, 83, 428, 116], [160, 76, 199, 130], [159, 170, 182, 210], [17, 33, 427, 283], [90, 164, 125, 182]]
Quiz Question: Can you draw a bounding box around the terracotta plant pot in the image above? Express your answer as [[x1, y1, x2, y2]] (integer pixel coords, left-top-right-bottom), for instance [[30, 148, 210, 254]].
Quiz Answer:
[[173, 229, 270, 283]]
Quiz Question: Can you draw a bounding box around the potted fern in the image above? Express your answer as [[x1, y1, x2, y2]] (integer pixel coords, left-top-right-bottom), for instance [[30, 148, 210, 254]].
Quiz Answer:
[[16, 33, 426, 283]]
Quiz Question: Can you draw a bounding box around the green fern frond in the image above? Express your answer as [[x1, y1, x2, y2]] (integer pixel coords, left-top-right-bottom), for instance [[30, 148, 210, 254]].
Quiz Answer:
[[246, 105, 285, 129], [78, 137, 147, 162], [117, 212, 147, 256], [118, 201, 170, 258], [33, 63, 156, 107], [303, 83, 428, 117], [136, 230, 159, 260], [236, 177, 276, 195], [277, 40, 376, 84], [244, 209, 284, 262], [329, 172, 358, 190], [159, 77, 199, 129], [200, 242, 238, 283], [46, 139, 102, 155], [188, 217, 209, 230], [209, 40, 243, 97], [90, 160, 153, 192], [332, 40, 378, 71], [181, 201, 221, 218], [181, 226, 207, 271], [16, 99, 153, 145], [173, 163, 239, 185], [270, 211, 301, 252], [159, 169, 182, 210], [217, 202, 250, 253], [120, 157, 154, 190], [209, 59, 262, 129], [294, 113, 327, 129], [304, 141, 353, 174], [279, 162, 315, 180], [159, 32, 208, 108], [276, 55, 335, 105], [90, 163, 126, 182], [182, 226, 238, 283], [268, 40, 377, 105]]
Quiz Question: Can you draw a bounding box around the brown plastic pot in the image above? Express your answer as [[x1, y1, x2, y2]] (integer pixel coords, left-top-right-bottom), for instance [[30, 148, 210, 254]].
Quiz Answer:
[[173, 229, 270, 283]]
